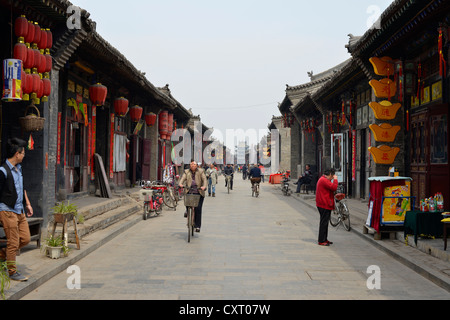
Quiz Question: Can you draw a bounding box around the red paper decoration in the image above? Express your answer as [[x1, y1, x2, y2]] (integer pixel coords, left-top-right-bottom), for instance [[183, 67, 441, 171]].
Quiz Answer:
[[89, 83, 107, 106], [15, 15, 28, 39], [42, 78, 51, 102], [14, 40, 27, 63], [129, 105, 143, 122], [114, 97, 129, 117], [159, 110, 169, 140], [145, 112, 157, 127]]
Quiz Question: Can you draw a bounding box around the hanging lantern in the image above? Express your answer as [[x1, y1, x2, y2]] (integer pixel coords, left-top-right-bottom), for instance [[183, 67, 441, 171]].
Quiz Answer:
[[114, 97, 129, 117], [42, 78, 51, 102], [2, 59, 23, 102], [39, 27, 47, 51], [159, 110, 169, 140], [44, 52, 52, 78], [32, 22, 41, 46], [46, 29, 53, 51], [167, 113, 174, 138], [32, 44, 40, 70], [129, 105, 143, 122], [37, 51, 46, 75], [15, 15, 28, 39], [24, 45, 34, 72], [145, 112, 157, 127], [30, 69, 40, 100], [23, 72, 33, 101], [13, 38, 27, 63], [25, 20, 35, 46], [89, 83, 107, 106], [34, 77, 44, 104]]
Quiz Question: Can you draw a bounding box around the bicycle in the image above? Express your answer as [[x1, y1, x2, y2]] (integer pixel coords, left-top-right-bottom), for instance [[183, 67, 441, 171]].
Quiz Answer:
[[141, 189, 163, 220], [250, 177, 261, 197], [183, 190, 201, 243], [224, 175, 232, 194], [329, 185, 351, 231]]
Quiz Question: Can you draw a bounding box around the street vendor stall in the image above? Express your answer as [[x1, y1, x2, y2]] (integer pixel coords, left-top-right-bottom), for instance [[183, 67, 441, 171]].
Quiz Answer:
[[366, 177, 415, 237]]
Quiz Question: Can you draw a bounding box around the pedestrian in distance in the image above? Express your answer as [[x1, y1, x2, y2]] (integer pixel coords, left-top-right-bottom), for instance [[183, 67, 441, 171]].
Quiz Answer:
[[0, 138, 33, 281], [315, 168, 338, 246], [179, 160, 207, 233], [206, 163, 218, 197]]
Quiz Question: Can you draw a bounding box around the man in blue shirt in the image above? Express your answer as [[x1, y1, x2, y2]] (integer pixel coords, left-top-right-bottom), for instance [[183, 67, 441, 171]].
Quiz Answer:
[[0, 138, 33, 281], [248, 164, 262, 188]]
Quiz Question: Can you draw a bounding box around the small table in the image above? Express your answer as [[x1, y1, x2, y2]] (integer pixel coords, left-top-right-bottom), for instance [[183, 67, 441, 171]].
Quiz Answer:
[[404, 210, 444, 245]]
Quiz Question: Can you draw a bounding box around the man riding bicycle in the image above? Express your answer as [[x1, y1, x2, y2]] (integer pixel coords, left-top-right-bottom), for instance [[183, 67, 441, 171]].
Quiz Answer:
[[248, 164, 262, 188], [223, 164, 234, 190]]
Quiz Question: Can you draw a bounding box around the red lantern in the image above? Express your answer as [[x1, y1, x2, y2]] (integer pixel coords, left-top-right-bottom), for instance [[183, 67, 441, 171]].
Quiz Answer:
[[44, 52, 52, 77], [25, 20, 35, 45], [37, 52, 46, 74], [23, 72, 33, 101], [46, 29, 53, 51], [145, 112, 157, 127], [159, 110, 169, 140], [32, 45, 40, 70], [24, 46, 34, 71], [30, 70, 40, 100], [89, 83, 107, 106], [32, 22, 41, 45], [129, 105, 143, 122], [167, 113, 174, 137], [42, 78, 51, 102], [14, 40, 27, 63], [15, 15, 28, 39], [114, 97, 129, 117], [39, 28, 47, 51]]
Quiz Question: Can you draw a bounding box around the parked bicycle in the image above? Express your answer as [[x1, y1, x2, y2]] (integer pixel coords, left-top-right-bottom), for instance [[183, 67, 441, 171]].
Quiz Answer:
[[329, 184, 351, 231], [141, 189, 163, 220], [140, 180, 178, 210]]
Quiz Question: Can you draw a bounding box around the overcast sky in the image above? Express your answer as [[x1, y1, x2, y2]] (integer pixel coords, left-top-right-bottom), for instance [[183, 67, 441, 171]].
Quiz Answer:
[[73, 0, 393, 143]]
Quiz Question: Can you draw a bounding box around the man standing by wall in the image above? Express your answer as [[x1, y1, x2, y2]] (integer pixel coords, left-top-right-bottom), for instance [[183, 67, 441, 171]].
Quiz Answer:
[[0, 138, 33, 281]]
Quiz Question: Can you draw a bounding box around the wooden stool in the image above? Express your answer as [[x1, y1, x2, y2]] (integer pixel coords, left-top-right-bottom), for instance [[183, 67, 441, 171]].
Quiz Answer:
[[51, 214, 80, 250]]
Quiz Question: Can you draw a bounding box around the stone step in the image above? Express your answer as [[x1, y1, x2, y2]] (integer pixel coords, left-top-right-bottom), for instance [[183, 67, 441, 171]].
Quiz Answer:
[[52, 198, 142, 243]]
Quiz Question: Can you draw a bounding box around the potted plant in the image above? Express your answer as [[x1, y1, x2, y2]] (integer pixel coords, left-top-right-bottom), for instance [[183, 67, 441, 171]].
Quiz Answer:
[[52, 201, 78, 224], [41, 235, 69, 259], [0, 260, 11, 299]]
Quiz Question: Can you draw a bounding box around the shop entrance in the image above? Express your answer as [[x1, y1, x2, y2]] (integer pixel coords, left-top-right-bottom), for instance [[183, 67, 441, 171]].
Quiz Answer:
[[65, 121, 88, 193]]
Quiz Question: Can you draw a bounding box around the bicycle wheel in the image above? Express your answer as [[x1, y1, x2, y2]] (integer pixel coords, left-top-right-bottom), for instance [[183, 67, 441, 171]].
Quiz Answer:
[[187, 207, 192, 243], [143, 202, 149, 220], [227, 178, 230, 194], [255, 184, 259, 198], [330, 205, 340, 227], [340, 201, 351, 231], [163, 189, 176, 208]]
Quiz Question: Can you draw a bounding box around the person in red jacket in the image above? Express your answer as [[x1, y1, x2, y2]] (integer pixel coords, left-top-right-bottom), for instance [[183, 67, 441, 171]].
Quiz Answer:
[[315, 169, 338, 246]]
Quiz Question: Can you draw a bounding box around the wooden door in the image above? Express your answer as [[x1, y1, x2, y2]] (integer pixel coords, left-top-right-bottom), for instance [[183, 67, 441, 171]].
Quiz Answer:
[[410, 111, 429, 207], [142, 139, 151, 180]]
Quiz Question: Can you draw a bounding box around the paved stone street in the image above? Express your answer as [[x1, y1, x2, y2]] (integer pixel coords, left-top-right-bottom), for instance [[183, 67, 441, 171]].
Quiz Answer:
[[22, 174, 450, 300]]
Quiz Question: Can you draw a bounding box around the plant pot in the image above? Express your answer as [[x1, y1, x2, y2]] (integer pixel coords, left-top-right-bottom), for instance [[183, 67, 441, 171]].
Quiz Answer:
[[47, 246, 62, 259], [53, 213, 75, 224]]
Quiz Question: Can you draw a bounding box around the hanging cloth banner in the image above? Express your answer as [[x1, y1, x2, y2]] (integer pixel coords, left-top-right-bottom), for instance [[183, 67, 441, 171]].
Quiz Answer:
[[438, 28, 447, 77]]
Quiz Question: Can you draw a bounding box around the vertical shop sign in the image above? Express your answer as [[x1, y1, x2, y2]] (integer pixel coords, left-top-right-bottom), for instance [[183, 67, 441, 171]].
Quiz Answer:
[[91, 106, 96, 180], [110, 113, 115, 179], [352, 130, 356, 182], [57, 112, 61, 164]]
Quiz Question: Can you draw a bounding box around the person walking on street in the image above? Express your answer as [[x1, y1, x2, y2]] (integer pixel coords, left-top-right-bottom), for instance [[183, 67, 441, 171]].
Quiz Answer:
[[179, 160, 207, 232], [206, 163, 218, 197], [242, 164, 248, 180], [315, 168, 338, 246], [0, 138, 33, 281]]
